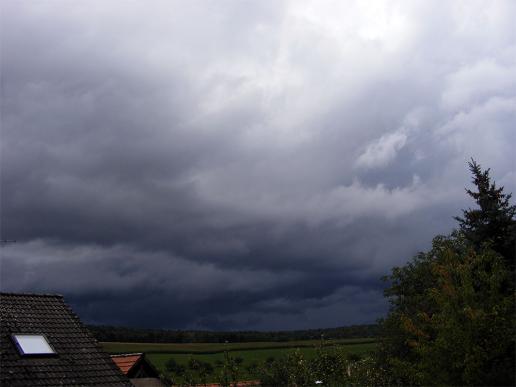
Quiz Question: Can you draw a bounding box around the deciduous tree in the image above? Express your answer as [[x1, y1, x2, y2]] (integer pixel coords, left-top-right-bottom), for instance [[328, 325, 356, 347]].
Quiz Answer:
[[378, 161, 516, 386]]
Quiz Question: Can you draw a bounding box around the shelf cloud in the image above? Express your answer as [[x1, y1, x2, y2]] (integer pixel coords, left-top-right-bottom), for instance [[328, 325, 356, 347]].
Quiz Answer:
[[1, 0, 515, 330]]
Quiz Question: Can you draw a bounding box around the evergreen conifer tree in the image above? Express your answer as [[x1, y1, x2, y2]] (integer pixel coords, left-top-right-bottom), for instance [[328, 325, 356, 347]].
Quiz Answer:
[[455, 159, 516, 270], [378, 160, 516, 385]]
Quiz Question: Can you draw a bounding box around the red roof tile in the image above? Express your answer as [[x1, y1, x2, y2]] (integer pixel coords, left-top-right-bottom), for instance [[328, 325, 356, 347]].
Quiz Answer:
[[111, 353, 143, 375]]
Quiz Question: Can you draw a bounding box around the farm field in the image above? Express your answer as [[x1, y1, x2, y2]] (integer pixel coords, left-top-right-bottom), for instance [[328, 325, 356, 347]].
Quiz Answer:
[[101, 337, 376, 354], [101, 339, 377, 383]]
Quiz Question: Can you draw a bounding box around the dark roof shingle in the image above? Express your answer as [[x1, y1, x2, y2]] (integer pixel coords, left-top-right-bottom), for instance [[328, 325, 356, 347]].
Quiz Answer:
[[0, 292, 133, 386]]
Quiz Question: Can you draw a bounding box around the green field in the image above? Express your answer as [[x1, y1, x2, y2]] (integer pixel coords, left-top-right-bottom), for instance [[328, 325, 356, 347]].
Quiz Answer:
[[147, 342, 377, 368], [101, 337, 376, 354], [101, 339, 377, 383]]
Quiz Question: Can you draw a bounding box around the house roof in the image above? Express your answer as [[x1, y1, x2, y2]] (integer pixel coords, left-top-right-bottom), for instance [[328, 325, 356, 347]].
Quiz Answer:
[[0, 292, 132, 386], [111, 353, 144, 375], [111, 352, 162, 381]]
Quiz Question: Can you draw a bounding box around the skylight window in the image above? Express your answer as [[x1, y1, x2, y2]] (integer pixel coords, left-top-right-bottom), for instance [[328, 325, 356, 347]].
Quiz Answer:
[[12, 334, 56, 356]]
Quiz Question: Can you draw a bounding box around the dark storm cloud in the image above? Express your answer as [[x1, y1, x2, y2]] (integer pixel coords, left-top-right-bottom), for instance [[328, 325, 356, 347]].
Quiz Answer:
[[1, 1, 515, 329]]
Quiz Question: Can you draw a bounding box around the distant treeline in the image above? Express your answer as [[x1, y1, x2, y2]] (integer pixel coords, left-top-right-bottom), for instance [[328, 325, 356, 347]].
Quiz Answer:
[[88, 324, 379, 343]]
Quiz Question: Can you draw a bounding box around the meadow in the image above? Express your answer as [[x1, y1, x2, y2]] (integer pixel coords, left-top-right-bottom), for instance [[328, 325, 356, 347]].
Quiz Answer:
[[101, 337, 375, 354], [101, 338, 377, 383]]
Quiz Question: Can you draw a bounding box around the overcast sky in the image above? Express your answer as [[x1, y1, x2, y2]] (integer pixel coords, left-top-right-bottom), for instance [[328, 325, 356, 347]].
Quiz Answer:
[[1, 0, 515, 330]]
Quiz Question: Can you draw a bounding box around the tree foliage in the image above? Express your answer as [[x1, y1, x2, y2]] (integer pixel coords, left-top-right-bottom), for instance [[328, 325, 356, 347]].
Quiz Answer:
[[257, 346, 377, 386], [379, 160, 516, 386], [455, 159, 516, 270], [88, 323, 379, 343]]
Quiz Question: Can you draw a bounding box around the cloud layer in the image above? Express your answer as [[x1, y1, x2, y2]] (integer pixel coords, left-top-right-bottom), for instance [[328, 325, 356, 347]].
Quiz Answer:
[[1, 0, 515, 329]]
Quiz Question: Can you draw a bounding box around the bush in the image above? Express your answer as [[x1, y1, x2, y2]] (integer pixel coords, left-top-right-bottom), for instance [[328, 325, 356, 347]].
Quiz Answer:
[[311, 346, 348, 386], [217, 351, 241, 387], [259, 350, 313, 386]]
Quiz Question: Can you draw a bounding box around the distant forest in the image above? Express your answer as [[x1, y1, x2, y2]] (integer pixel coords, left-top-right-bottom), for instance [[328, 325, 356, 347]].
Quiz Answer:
[[88, 323, 379, 343]]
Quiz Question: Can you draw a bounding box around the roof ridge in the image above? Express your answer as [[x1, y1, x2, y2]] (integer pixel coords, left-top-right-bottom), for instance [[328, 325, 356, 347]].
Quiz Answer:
[[0, 292, 64, 298]]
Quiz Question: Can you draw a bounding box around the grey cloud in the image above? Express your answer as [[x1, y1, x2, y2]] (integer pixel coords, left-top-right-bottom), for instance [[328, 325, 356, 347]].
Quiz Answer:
[[0, 240, 382, 329], [1, 0, 515, 329]]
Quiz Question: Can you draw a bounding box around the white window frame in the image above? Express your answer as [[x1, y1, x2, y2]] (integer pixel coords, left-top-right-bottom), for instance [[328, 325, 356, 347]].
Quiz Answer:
[[12, 334, 57, 356]]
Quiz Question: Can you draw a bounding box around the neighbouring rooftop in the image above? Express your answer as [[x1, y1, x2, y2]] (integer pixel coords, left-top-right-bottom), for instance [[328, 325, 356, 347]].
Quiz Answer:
[[0, 292, 132, 386]]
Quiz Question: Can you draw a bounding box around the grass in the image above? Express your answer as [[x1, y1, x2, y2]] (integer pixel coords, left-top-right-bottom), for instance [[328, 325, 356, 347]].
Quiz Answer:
[[101, 339, 377, 384], [100, 337, 376, 354], [147, 342, 377, 368]]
